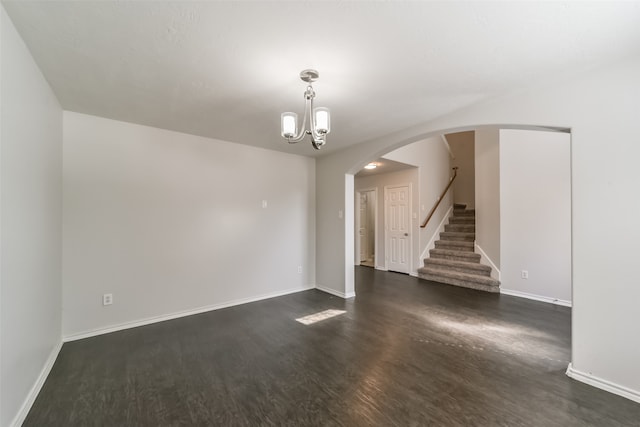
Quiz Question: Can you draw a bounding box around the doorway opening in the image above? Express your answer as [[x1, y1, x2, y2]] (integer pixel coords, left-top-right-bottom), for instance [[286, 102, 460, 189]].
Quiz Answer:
[[354, 158, 417, 274], [355, 188, 376, 268]]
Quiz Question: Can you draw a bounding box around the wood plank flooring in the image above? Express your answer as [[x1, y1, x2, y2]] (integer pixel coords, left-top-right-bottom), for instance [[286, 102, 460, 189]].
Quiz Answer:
[[25, 267, 640, 426]]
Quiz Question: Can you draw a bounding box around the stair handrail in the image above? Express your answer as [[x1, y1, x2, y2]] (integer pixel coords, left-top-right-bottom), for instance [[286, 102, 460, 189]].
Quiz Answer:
[[420, 167, 458, 229]]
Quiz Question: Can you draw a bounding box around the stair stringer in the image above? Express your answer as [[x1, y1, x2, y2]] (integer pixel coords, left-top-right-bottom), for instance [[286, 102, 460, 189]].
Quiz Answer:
[[475, 242, 501, 281], [419, 205, 453, 261]]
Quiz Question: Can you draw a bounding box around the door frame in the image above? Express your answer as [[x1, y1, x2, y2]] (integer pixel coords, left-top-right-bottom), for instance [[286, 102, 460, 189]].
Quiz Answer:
[[384, 183, 412, 273], [355, 187, 378, 267]]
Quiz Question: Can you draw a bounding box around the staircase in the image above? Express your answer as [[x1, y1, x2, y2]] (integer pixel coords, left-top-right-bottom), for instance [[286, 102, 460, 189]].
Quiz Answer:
[[418, 204, 500, 293]]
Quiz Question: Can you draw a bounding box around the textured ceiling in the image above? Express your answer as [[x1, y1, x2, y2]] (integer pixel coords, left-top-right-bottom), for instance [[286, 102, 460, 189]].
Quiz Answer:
[[3, 1, 640, 156]]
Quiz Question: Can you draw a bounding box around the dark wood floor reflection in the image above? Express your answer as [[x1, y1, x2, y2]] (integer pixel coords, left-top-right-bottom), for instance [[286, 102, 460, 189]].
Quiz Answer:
[[26, 267, 640, 426]]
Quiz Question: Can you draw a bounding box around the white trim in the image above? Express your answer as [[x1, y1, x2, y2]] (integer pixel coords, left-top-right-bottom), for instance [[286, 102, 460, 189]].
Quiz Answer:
[[500, 288, 572, 307], [475, 243, 501, 281], [64, 285, 314, 342], [375, 266, 388, 271], [566, 363, 640, 404], [420, 205, 453, 260], [409, 272, 419, 277], [10, 341, 63, 427], [440, 134, 455, 159], [316, 284, 356, 299]]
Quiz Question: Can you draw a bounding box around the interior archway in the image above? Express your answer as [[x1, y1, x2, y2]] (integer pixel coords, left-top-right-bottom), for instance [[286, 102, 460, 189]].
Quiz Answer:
[[344, 124, 572, 300]]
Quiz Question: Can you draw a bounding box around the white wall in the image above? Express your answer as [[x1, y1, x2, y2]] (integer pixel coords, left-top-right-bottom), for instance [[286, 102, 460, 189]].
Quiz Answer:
[[62, 112, 315, 338], [1, 6, 63, 426], [354, 168, 418, 272], [499, 129, 572, 303], [475, 128, 501, 268], [382, 137, 452, 265], [315, 57, 640, 400], [447, 131, 475, 208]]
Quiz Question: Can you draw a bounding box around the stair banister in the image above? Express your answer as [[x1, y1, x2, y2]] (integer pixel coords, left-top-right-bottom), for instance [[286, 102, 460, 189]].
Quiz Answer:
[[420, 167, 458, 229]]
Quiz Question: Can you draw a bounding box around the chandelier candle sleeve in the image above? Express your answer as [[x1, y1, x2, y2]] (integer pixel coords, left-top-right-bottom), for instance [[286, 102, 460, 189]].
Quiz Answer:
[[281, 112, 297, 138], [314, 108, 330, 134]]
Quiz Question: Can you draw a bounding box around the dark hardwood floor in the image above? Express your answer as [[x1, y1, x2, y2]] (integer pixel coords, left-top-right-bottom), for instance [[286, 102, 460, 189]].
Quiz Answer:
[[25, 267, 640, 426]]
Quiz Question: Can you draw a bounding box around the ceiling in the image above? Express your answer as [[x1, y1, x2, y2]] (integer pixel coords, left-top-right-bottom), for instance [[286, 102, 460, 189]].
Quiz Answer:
[[354, 158, 415, 178], [3, 1, 640, 157]]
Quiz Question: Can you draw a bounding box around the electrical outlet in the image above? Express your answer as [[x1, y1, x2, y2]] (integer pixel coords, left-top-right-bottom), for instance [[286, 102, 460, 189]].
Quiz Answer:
[[521, 270, 529, 279], [298, 266, 303, 274], [103, 293, 113, 306]]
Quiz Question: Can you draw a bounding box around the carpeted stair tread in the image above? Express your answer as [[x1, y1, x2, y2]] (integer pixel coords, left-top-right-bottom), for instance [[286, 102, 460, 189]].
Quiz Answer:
[[453, 203, 467, 209], [435, 240, 475, 251], [429, 249, 481, 262], [440, 231, 475, 242], [445, 224, 475, 233], [421, 206, 499, 293], [453, 209, 475, 217], [449, 217, 475, 224], [417, 267, 500, 293], [424, 258, 492, 276]]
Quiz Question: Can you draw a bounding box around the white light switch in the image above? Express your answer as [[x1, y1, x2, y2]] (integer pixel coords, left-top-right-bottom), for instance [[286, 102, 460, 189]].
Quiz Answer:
[[262, 200, 268, 208], [412, 212, 417, 219], [338, 210, 344, 219]]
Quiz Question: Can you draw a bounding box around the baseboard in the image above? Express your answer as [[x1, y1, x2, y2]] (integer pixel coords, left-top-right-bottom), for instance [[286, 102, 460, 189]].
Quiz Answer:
[[316, 284, 356, 299], [566, 363, 640, 404], [420, 205, 453, 260], [409, 272, 419, 278], [10, 340, 63, 427], [64, 285, 315, 342], [500, 288, 572, 307], [375, 266, 388, 271], [475, 243, 501, 281]]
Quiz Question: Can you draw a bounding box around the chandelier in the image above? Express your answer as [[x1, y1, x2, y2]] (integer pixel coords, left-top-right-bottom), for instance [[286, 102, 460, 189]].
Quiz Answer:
[[281, 69, 330, 150]]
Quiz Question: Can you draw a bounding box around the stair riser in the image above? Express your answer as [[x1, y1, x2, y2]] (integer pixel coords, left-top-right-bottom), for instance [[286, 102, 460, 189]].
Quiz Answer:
[[417, 266, 499, 286], [435, 241, 474, 252], [445, 224, 475, 233], [424, 262, 491, 277], [429, 252, 481, 263], [453, 211, 475, 217], [418, 273, 500, 293], [440, 232, 475, 242]]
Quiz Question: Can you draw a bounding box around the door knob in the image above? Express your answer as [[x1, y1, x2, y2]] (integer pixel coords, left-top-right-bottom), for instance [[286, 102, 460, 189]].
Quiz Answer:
[[404, 233, 409, 236]]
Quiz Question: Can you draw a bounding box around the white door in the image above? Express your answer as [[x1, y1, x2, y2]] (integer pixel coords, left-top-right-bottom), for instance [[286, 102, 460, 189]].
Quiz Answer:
[[385, 185, 410, 274]]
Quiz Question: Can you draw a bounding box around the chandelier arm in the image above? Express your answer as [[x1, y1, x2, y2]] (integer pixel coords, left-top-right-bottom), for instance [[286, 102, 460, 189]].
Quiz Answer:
[[286, 95, 312, 143], [308, 95, 323, 141]]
